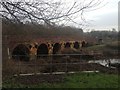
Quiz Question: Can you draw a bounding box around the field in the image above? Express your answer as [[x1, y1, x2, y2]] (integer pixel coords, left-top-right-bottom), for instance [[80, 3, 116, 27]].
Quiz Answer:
[[2, 72, 119, 88]]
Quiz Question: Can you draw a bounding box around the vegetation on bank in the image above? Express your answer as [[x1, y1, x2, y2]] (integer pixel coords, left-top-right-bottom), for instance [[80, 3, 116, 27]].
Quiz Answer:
[[85, 41, 119, 50], [83, 41, 119, 58], [3, 72, 119, 88]]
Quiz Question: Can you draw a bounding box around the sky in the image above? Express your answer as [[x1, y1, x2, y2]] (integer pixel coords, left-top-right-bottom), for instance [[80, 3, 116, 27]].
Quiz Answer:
[[82, 0, 119, 31], [1, 0, 119, 32]]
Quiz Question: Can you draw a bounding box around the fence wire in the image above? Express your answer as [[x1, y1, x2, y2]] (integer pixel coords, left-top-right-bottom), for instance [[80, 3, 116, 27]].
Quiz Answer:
[[8, 54, 102, 76]]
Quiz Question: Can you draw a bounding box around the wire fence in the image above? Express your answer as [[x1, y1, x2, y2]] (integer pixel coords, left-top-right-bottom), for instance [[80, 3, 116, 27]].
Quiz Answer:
[[5, 53, 118, 77], [9, 54, 102, 76]]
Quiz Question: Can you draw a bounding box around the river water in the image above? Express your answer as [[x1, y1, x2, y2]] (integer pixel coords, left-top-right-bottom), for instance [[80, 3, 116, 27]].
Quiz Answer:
[[88, 59, 120, 67]]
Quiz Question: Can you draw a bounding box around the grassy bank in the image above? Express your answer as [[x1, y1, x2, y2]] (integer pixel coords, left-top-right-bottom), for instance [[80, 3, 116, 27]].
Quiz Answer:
[[83, 41, 119, 58], [3, 72, 119, 88]]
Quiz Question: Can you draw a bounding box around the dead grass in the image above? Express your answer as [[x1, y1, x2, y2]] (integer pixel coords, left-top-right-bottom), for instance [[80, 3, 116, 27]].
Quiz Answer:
[[3, 59, 19, 76]]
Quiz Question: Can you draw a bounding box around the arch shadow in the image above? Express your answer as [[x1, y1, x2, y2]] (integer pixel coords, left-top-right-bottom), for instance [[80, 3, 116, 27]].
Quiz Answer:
[[73, 41, 80, 49], [37, 43, 48, 58], [64, 42, 71, 48], [53, 43, 61, 54], [12, 44, 30, 61]]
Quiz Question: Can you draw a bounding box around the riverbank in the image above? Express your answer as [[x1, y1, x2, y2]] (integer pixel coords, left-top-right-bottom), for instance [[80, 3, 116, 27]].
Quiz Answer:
[[82, 41, 120, 59]]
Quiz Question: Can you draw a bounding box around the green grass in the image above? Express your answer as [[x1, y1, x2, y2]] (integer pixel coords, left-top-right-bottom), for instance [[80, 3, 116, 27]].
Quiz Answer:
[[3, 72, 119, 88], [85, 44, 105, 51], [85, 41, 119, 51]]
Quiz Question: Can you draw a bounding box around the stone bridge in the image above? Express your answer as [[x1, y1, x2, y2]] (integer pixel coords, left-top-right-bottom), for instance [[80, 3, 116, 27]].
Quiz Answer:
[[4, 35, 87, 61]]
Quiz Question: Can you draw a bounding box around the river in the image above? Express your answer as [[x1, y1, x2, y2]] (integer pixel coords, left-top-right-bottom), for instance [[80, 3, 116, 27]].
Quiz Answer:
[[88, 59, 120, 68]]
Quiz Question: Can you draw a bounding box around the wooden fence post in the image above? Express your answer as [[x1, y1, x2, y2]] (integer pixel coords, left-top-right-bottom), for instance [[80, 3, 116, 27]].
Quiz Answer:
[[66, 55, 69, 73], [50, 55, 53, 74], [34, 55, 37, 75], [18, 56, 20, 76]]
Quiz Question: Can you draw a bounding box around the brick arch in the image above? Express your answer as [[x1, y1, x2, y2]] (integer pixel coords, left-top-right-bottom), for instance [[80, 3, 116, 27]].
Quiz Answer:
[[53, 43, 61, 54], [81, 41, 86, 47], [64, 42, 71, 48], [37, 43, 49, 57], [12, 44, 30, 61], [73, 41, 80, 49]]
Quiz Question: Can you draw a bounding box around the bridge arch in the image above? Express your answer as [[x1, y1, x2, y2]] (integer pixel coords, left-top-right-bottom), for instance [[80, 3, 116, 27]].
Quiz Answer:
[[73, 41, 80, 49], [81, 41, 86, 47], [37, 43, 48, 57], [64, 42, 71, 48], [53, 43, 61, 54], [12, 44, 30, 61]]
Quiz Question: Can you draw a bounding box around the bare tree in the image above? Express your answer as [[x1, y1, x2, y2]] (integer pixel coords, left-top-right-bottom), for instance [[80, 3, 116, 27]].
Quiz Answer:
[[0, 0, 103, 27]]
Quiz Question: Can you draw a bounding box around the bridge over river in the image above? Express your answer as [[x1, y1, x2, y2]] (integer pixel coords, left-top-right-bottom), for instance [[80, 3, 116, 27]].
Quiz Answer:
[[3, 35, 90, 61]]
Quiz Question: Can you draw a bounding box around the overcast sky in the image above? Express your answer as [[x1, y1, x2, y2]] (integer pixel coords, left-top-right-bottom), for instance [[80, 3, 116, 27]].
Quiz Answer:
[[83, 0, 119, 31], [2, 0, 119, 31]]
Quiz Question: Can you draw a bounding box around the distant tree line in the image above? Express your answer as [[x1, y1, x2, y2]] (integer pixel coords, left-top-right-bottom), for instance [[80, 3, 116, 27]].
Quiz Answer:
[[2, 19, 84, 39], [85, 30, 119, 43], [2, 19, 119, 44]]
